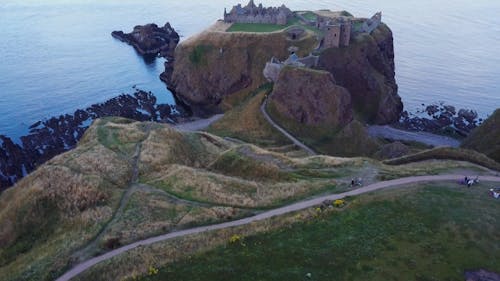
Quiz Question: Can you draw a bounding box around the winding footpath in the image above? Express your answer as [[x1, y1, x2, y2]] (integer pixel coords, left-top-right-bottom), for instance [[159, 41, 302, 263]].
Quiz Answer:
[[260, 96, 317, 155], [56, 174, 500, 281], [173, 114, 224, 131]]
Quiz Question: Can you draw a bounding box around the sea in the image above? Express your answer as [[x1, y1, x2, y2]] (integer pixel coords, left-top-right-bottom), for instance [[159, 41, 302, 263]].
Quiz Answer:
[[1, 0, 499, 139]]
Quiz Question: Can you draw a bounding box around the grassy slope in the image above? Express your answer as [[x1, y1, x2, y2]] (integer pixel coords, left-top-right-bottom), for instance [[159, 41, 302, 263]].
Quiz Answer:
[[207, 85, 290, 147], [140, 183, 500, 281], [384, 147, 500, 172]]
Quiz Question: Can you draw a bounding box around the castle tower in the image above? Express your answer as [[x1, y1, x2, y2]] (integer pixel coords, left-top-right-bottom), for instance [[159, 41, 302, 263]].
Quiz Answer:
[[324, 25, 341, 48], [340, 21, 351, 47]]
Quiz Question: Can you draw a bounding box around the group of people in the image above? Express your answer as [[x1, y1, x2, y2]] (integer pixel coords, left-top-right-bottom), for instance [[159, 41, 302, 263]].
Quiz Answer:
[[461, 176, 479, 187], [351, 178, 363, 187], [460, 175, 499, 199], [490, 188, 500, 199]]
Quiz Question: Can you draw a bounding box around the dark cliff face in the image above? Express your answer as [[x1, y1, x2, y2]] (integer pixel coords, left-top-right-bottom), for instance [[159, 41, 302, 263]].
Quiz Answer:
[[318, 23, 402, 124], [269, 67, 352, 129]]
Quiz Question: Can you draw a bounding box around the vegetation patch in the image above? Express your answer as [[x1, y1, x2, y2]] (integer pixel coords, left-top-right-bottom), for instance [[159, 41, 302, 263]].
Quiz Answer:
[[189, 44, 213, 65], [227, 17, 301, 33], [266, 100, 380, 157], [383, 147, 500, 172], [208, 85, 290, 147], [139, 183, 500, 281]]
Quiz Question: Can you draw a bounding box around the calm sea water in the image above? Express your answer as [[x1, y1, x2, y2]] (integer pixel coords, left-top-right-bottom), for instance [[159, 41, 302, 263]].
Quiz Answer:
[[1, 0, 499, 139]]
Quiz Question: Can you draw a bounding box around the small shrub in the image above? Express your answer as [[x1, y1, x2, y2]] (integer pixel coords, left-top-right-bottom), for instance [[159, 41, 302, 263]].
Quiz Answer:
[[189, 45, 212, 65], [333, 199, 345, 208], [148, 266, 159, 276], [229, 234, 242, 244]]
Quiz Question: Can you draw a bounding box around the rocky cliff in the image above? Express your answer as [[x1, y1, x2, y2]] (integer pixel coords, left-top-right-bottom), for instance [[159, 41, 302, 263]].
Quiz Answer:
[[168, 22, 402, 124], [168, 27, 318, 116], [269, 67, 352, 129], [317, 23, 402, 124]]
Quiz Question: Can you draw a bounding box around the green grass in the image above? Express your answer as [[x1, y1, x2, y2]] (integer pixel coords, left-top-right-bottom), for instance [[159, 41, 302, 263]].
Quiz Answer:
[[139, 183, 500, 281], [225, 17, 320, 34], [227, 17, 300, 33], [301, 11, 317, 21], [189, 45, 213, 65]]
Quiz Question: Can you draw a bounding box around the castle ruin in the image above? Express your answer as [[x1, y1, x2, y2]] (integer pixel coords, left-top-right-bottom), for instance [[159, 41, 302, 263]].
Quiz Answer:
[[361, 12, 382, 33], [317, 16, 352, 48], [224, 0, 293, 25]]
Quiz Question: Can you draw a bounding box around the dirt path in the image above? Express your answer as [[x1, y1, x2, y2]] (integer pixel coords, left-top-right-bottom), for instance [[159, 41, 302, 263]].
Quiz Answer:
[[368, 125, 461, 147], [70, 124, 153, 262], [174, 114, 224, 131], [260, 96, 316, 155], [56, 174, 500, 281]]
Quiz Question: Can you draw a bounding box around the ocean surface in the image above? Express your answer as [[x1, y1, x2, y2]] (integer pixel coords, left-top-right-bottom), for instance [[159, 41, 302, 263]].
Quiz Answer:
[[1, 0, 499, 139]]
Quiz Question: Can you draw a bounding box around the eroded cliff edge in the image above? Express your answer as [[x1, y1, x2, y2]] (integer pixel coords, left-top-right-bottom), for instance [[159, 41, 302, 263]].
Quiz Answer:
[[165, 21, 402, 124]]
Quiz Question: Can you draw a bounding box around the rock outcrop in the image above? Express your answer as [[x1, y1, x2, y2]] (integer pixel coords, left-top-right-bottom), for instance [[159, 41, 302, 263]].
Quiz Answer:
[[269, 67, 352, 128], [462, 108, 500, 162], [168, 28, 319, 116], [317, 23, 402, 124], [112, 22, 179, 58]]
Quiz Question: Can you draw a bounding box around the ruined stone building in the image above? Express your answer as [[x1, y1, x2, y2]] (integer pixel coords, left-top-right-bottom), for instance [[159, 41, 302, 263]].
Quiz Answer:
[[361, 12, 382, 33], [263, 51, 319, 82], [224, 0, 293, 25], [317, 15, 352, 48]]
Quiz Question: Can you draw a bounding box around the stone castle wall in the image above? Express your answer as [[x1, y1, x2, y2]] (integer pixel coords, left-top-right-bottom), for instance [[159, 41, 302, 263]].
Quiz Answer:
[[224, 1, 292, 25]]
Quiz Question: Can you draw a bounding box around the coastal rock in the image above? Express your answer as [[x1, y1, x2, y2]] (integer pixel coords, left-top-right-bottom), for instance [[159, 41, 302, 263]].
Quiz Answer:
[[462, 108, 500, 162], [112, 22, 180, 58], [398, 102, 481, 136], [269, 67, 352, 128], [317, 23, 402, 124]]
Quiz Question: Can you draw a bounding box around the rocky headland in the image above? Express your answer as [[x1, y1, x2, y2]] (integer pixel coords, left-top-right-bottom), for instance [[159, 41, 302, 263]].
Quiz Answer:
[[0, 90, 186, 190], [112, 22, 179, 59], [165, 16, 402, 125]]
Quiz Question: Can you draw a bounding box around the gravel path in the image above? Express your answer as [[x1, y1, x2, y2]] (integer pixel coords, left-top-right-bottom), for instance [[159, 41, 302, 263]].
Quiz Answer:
[[174, 114, 224, 131], [56, 174, 500, 281], [260, 97, 316, 155], [368, 125, 461, 147]]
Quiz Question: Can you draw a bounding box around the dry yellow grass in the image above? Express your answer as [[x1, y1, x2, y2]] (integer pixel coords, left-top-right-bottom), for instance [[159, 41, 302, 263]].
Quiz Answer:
[[97, 188, 250, 247], [146, 164, 335, 208], [208, 90, 290, 146]]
